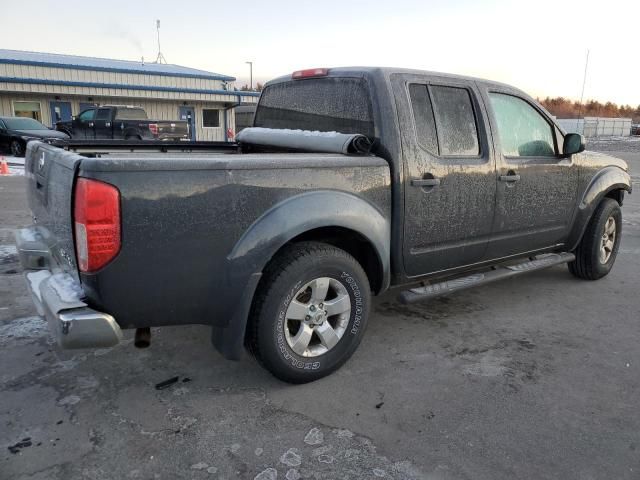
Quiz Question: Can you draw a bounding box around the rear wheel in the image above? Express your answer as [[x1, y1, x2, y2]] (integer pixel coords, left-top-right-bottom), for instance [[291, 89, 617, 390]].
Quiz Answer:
[[10, 139, 24, 157], [568, 198, 622, 280], [248, 242, 371, 383]]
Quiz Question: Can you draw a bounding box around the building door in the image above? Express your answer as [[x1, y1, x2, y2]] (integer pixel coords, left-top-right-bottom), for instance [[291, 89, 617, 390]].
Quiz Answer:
[[179, 106, 196, 141], [49, 101, 72, 128]]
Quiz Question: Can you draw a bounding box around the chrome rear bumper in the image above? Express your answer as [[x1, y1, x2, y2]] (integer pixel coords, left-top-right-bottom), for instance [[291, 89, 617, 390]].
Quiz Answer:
[[15, 227, 122, 349]]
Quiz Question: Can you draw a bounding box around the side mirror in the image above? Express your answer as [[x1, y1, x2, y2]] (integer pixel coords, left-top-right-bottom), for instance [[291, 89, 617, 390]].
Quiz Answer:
[[563, 133, 585, 156]]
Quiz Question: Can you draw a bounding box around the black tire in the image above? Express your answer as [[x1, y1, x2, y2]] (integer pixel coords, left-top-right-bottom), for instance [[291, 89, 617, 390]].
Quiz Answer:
[[568, 198, 622, 280], [248, 242, 371, 384], [10, 139, 25, 157]]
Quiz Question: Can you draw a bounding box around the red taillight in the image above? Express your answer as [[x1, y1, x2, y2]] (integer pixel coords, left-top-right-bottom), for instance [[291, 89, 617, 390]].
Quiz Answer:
[[74, 178, 121, 273], [292, 68, 329, 79], [148, 123, 159, 136]]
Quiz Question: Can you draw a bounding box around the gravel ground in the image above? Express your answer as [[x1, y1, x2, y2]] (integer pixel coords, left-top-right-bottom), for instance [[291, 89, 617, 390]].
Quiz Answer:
[[0, 140, 639, 480]]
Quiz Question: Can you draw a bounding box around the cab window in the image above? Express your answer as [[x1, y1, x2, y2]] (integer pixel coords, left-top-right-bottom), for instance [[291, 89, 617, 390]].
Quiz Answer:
[[489, 93, 556, 157]]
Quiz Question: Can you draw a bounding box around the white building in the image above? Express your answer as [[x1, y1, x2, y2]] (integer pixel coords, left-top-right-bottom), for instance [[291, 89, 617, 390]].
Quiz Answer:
[[0, 49, 260, 141], [557, 117, 632, 138]]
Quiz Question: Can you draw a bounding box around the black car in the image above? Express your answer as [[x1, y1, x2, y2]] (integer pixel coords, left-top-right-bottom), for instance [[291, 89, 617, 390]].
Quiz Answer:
[[0, 116, 69, 157]]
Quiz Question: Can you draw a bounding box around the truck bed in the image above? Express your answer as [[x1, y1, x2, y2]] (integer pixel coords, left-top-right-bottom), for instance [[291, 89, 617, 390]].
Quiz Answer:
[[23, 141, 391, 347]]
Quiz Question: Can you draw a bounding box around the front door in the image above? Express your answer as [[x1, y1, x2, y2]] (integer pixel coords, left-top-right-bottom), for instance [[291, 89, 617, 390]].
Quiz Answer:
[[179, 106, 196, 141], [480, 89, 579, 258], [49, 101, 72, 128], [392, 74, 497, 277], [74, 108, 96, 139]]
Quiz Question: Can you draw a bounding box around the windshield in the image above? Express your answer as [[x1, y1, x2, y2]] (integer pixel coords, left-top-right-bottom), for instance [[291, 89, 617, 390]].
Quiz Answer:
[[3, 117, 46, 130], [254, 77, 375, 138]]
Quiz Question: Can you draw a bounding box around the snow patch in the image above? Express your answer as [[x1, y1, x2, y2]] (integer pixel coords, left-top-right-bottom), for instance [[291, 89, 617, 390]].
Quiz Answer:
[[254, 467, 278, 480], [285, 469, 300, 480], [26, 270, 51, 302], [0, 315, 47, 346], [19, 228, 39, 242], [58, 394, 81, 406], [304, 427, 324, 445], [0, 244, 17, 259], [49, 273, 85, 302], [280, 448, 301, 467], [190, 462, 208, 470]]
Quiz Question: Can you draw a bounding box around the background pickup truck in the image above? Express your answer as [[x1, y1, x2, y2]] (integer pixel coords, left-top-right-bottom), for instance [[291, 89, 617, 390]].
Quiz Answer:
[[55, 105, 189, 141], [17, 67, 631, 384]]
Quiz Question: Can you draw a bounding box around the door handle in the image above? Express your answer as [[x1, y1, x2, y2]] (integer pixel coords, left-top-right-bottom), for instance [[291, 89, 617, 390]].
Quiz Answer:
[[411, 177, 441, 187], [499, 172, 520, 182]]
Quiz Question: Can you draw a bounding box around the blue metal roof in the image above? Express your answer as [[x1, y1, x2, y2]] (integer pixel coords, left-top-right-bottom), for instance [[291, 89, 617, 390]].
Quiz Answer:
[[0, 49, 236, 82]]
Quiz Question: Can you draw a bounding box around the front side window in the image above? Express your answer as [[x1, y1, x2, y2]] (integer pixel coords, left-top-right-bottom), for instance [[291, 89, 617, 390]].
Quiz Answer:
[[79, 109, 95, 122], [202, 109, 220, 128], [430, 86, 480, 156], [14, 101, 42, 122], [489, 93, 556, 157]]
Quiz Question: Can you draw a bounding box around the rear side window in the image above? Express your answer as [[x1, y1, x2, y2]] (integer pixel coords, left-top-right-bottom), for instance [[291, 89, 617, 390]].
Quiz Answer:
[[115, 108, 147, 120], [408, 84, 480, 157], [409, 84, 438, 155], [254, 78, 374, 138], [96, 108, 111, 121], [430, 86, 479, 156], [489, 93, 556, 157]]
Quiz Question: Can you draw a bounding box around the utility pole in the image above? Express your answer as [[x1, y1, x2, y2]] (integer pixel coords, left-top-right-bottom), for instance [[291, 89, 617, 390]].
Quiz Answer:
[[155, 19, 167, 64], [245, 61, 253, 90]]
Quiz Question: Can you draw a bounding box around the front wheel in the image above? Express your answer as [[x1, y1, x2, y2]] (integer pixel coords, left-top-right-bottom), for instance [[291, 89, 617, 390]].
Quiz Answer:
[[248, 242, 371, 383], [10, 139, 25, 157], [568, 198, 622, 280]]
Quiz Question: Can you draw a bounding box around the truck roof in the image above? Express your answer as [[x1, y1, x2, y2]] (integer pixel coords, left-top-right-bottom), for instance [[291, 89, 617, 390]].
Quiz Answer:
[[266, 66, 520, 93]]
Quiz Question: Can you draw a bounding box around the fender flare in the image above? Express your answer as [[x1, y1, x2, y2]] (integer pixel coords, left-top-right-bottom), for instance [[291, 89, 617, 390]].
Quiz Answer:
[[211, 190, 391, 360], [567, 166, 632, 250], [228, 190, 391, 286]]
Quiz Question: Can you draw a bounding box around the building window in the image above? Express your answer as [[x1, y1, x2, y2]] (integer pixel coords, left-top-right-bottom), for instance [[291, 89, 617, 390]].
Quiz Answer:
[[202, 109, 220, 128], [14, 101, 42, 121]]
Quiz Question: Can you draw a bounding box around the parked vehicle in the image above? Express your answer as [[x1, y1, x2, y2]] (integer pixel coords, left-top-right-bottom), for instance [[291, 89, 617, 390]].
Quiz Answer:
[[55, 105, 189, 141], [0, 116, 69, 157], [16, 67, 632, 383], [631, 124, 640, 136]]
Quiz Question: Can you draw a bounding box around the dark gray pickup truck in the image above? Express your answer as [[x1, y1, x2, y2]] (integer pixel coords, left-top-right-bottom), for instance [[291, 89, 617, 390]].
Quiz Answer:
[[16, 67, 632, 383]]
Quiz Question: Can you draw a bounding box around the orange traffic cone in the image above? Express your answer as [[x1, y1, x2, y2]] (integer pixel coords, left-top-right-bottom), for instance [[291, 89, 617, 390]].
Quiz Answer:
[[0, 157, 9, 175]]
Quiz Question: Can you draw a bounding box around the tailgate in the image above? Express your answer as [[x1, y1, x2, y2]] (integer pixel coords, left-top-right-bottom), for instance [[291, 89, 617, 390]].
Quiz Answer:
[[24, 141, 83, 279]]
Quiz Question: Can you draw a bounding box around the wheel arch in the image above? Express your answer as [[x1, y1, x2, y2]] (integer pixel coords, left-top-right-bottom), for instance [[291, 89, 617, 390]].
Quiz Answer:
[[212, 190, 390, 361], [228, 190, 391, 295], [567, 166, 631, 251]]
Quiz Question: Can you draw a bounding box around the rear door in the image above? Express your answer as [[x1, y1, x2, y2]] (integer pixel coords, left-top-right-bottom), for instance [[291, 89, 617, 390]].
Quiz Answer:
[[479, 87, 579, 258], [392, 73, 496, 276]]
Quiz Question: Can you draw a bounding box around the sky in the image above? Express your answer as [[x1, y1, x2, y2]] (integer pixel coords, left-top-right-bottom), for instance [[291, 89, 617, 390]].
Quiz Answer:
[[1, 0, 639, 106]]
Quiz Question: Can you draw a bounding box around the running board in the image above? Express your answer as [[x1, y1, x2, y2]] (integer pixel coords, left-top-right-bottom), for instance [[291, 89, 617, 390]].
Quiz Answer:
[[398, 252, 575, 305]]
